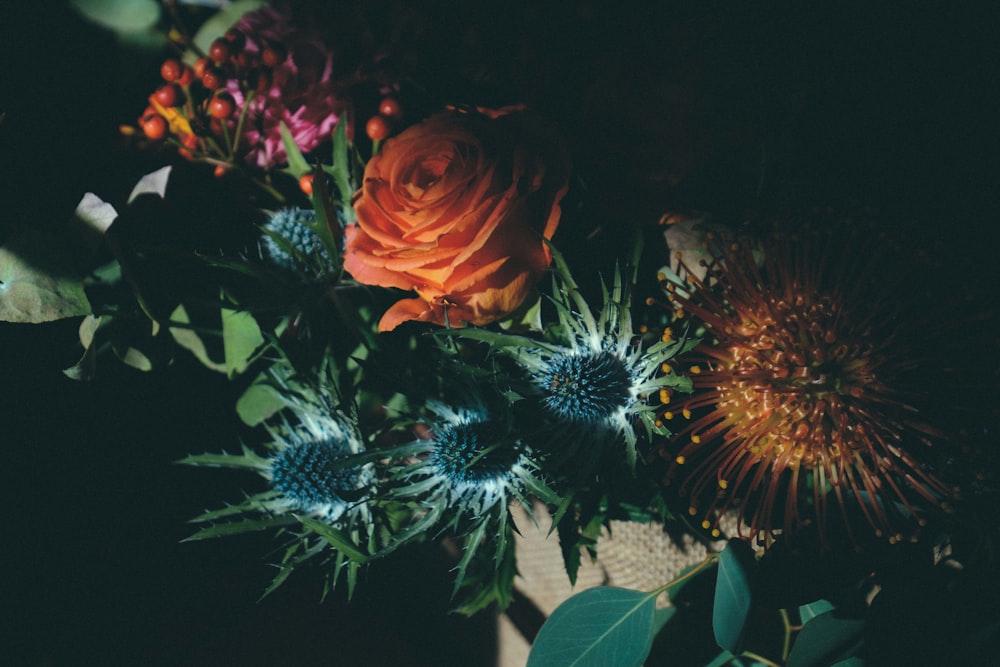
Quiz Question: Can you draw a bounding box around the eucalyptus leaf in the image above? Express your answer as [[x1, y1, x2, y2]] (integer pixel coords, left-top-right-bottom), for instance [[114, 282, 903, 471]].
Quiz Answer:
[[799, 599, 836, 625], [527, 587, 658, 667], [0, 232, 91, 323], [786, 610, 865, 667], [713, 538, 756, 654]]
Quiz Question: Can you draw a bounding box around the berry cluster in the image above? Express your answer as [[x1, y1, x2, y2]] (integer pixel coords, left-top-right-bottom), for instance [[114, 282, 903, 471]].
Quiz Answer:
[[130, 28, 292, 175], [364, 96, 403, 142]]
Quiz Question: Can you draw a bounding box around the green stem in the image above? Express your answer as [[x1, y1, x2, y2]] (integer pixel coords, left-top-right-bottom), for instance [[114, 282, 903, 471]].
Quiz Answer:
[[651, 551, 720, 597], [741, 651, 782, 667], [779, 607, 794, 661]]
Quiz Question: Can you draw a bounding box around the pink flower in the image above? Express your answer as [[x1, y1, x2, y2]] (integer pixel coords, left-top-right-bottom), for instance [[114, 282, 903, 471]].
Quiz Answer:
[[225, 6, 347, 169]]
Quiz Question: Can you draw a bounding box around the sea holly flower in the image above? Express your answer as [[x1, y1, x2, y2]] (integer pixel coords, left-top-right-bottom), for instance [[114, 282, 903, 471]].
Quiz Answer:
[[447, 244, 695, 469], [387, 399, 556, 607], [656, 220, 962, 545], [180, 376, 374, 595], [260, 206, 338, 276]]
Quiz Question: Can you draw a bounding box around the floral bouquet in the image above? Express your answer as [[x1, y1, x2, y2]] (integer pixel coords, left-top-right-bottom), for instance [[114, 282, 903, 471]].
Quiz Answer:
[[5, 1, 998, 665]]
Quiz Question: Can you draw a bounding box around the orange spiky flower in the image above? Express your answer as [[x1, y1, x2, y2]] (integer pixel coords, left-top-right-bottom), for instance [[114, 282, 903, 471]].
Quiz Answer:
[[656, 217, 961, 546]]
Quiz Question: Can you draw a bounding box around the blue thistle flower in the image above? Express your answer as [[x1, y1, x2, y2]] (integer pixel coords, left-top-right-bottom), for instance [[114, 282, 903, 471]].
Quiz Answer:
[[450, 244, 694, 468], [265, 411, 373, 524], [393, 401, 546, 518], [261, 206, 336, 275]]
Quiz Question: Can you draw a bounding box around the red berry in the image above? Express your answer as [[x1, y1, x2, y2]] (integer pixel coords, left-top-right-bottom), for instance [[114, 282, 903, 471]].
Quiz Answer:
[[141, 113, 168, 140], [224, 29, 246, 51], [365, 115, 391, 141], [209, 38, 231, 64], [178, 133, 199, 159], [379, 97, 403, 120], [177, 65, 195, 87], [299, 173, 314, 196], [208, 93, 235, 119], [201, 67, 224, 90], [250, 67, 273, 94], [153, 84, 180, 107], [160, 58, 182, 82], [193, 56, 210, 80], [213, 164, 228, 178], [261, 43, 287, 68]]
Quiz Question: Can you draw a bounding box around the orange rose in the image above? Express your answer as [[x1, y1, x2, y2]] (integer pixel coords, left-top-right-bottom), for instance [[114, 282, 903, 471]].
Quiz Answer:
[[344, 107, 570, 331]]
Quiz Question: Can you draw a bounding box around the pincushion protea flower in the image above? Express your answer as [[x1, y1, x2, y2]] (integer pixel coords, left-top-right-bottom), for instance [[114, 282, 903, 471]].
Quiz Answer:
[[657, 219, 960, 545]]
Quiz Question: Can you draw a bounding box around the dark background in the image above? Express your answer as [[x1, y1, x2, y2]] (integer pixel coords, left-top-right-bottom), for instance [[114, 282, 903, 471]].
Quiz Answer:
[[2, 1, 998, 665]]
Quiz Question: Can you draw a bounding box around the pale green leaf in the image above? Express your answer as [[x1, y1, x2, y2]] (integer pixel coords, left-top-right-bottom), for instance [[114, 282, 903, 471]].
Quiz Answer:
[[63, 314, 102, 381], [127, 166, 172, 204], [168, 304, 227, 373], [70, 0, 160, 32], [235, 380, 288, 426], [186, 0, 266, 63], [221, 306, 264, 378], [0, 232, 91, 323]]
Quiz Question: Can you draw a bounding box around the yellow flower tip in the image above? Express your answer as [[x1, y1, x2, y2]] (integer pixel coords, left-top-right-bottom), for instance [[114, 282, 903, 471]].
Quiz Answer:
[[690, 365, 702, 374], [654, 419, 663, 428], [663, 411, 674, 420], [701, 519, 712, 530], [119, 124, 137, 136], [691, 434, 701, 444], [659, 389, 671, 404], [661, 363, 672, 373], [718, 479, 728, 490], [639, 325, 649, 334], [682, 408, 692, 419], [657, 272, 667, 282], [675, 455, 686, 465], [645, 297, 655, 306], [688, 505, 698, 515], [711, 528, 721, 538], [918, 518, 927, 527]]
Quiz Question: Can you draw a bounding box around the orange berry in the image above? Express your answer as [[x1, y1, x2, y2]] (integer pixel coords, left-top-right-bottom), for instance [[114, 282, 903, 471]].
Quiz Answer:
[[208, 93, 235, 119], [177, 65, 195, 87], [153, 84, 180, 107], [160, 58, 182, 82], [261, 43, 287, 68], [141, 114, 168, 140], [213, 164, 228, 178], [379, 97, 403, 120], [365, 115, 390, 141], [209, 38, 231, 64], [298, 173, 314, 195], [201, 68, 224, 91], [192, 56, 210, 80]]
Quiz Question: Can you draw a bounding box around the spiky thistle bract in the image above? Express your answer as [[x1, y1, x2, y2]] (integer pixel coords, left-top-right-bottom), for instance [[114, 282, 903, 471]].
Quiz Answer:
[[387, 398, 557, 612], [261, 206, 338, 277], [444, 241, 695, 469], [179, 362, 374, 597]]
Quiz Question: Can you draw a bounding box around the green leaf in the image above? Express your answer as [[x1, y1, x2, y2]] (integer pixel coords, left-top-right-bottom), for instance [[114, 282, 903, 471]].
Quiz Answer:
[[63, 314, 102, 381], [168, 304, 227, 373], [221, 306, 264, 378], [799, 599, 836, 625], [830, 658, 865, 667], [297, 515, 370, 563], [652, 606, 677, 634], [70, 0, 160, 33], [183, 517, 294, 541], [527, 587, 658, 667], [713, 538, 756, 654], [176, 449, 270, 471], [279, 121, 312, 177], [0, 232, 91, 323], [235, 378, 288, 426], [786, 610, 866, 667]]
